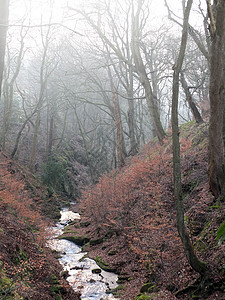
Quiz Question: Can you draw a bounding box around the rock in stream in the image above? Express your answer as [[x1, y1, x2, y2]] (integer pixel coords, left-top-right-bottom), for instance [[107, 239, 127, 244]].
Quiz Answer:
[[48, 208, 119, 300]]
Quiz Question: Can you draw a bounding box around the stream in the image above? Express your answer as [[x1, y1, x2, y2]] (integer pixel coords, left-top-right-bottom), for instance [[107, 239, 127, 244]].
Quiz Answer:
[[48, 207, 119, 300]]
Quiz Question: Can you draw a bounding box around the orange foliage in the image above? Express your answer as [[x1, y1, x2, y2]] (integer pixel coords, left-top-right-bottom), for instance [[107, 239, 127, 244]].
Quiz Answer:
[[0, 155, 47, 245], [79, 131, 213, 290]]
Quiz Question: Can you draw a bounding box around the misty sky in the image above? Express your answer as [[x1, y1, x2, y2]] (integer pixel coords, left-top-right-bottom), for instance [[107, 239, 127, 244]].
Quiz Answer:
[[10, 0, 206, 27]]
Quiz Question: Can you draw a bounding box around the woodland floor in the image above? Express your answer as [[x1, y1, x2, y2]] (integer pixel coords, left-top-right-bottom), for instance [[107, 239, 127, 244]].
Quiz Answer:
[[67, 121, 225, 300], [0, 150, 80, 299], [0, 121, 225, 300]]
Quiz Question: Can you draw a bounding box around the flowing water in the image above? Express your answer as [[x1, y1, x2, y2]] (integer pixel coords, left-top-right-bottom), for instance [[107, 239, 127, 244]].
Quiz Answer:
[[48, 208, 119, 300]]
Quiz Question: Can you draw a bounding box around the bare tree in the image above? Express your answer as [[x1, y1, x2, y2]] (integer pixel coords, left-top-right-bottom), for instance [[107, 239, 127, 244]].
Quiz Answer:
[[1, 25, 27, 150], [180, 71, 204, 124], [29, 22, 56, 170], [172, 0, 206, 275], [206, 0, 225, 198], [0, 0, 9, 98], [131, 0, 166, 143], [11, 89, 39, 158], [69, 2, 140, 154], [164, 0, 210, 63]]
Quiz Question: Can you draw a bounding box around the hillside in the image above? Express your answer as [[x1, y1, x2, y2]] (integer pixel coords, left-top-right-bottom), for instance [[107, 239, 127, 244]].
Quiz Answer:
[[0, 150, 80, 299], [1, 121, 225, 300], [63, 121, 225, 299]]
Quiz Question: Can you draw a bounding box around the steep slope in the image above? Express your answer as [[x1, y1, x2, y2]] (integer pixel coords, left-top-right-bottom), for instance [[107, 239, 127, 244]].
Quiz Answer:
[[0, 150, 80, 299], [67, 121, 225, 299]]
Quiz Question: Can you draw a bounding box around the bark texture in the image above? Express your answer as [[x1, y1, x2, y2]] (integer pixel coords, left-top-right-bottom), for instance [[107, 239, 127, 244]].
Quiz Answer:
[[131, 0, 165, 143], [172, 0, 206, 275], [180, 71, 204, 124], [0, 0, 9, 98], [207, 0, 225, 198]]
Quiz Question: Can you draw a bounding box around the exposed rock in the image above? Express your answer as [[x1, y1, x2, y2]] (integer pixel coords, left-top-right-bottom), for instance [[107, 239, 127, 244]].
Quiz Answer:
[[92, 268, 102, 274]]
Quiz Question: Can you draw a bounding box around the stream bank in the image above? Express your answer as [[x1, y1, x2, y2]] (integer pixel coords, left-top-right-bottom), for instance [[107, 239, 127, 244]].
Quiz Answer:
[[48, 208, 119, 300]]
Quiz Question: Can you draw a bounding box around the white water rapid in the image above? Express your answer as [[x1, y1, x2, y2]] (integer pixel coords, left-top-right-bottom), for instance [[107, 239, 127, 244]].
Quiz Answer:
[[48, 208, 119, 300]]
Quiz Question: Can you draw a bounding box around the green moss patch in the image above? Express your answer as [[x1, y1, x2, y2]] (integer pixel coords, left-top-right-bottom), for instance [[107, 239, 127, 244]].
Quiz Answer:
[[135, 295, 151, 300], [107, 249, 118, 256], [140, 283, 159, 293], [95, 256, 116, 272], [58, 235, 90, 246], [90, 237, 104, 246]]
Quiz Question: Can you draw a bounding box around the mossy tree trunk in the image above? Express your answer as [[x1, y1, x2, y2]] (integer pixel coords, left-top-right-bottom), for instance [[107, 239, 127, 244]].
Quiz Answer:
[[172, 0, 206, 275]]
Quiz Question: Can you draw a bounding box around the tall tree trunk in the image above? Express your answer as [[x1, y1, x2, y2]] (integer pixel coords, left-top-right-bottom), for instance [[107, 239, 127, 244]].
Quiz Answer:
[[223, 48, 225, 150], [56, 109, 68, 150], [128, 97, 138, 155], [107, 65, 127, 167], [47, 115, 54, 157], [73, 105, 95, 184], [207, 0, 225, 198], [112, 85, 126, 168], [0, 0, 9, 99], [172, 0, 206, 275], [127, 66, 138, 155], [180, 71, 204, 124], [1, 33, 25, 149], [11, 109, 36, 158], [131, 0, 165, 143], [29, 21, 51, 169], [29, 109, 41, 169], [127, 35, 138, 156]]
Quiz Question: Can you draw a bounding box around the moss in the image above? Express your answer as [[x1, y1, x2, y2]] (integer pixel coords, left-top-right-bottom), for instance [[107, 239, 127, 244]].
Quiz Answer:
[[117, 274, 131, 284], [180, 120, 195, 131], [106, 284, 126, 296], [114, 284, 126, 290], [13, 293, 23, 299], [195, 239, 207, 253], [50, 274, 59, 285], [80, 221, 91, 227], [199, 220, 212, 239], [95, 256, 116, 272], [51, 249, 58, 254], [58, 235, 90, 246], [66, 220, 80, 228], [79, 253, 88, 262], [63, 229, 78, 234], [140, 283, 159, 293], [0, 268, 16, 298], [210, 205, 221, 210], [50, 284, 64, 295], [90, 237, 104, 246], [135, 295, 151, 300], [14, 248, 27, 265], [81, 242, 90, 252], [107, 250, 118, 256], [135, 294, 159, 300], [48, 275, 65, 297]]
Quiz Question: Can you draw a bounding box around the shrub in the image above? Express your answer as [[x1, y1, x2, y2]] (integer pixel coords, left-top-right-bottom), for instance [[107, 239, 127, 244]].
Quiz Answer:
[[41, 159, 66, 193]]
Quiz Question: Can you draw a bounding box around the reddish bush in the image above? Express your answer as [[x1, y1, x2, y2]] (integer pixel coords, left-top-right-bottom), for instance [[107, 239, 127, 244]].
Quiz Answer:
[[78, 123, 218, 296]]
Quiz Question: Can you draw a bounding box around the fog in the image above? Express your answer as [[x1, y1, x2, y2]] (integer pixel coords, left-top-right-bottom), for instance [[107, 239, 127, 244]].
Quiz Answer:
[[1, 0, 209, 183]]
